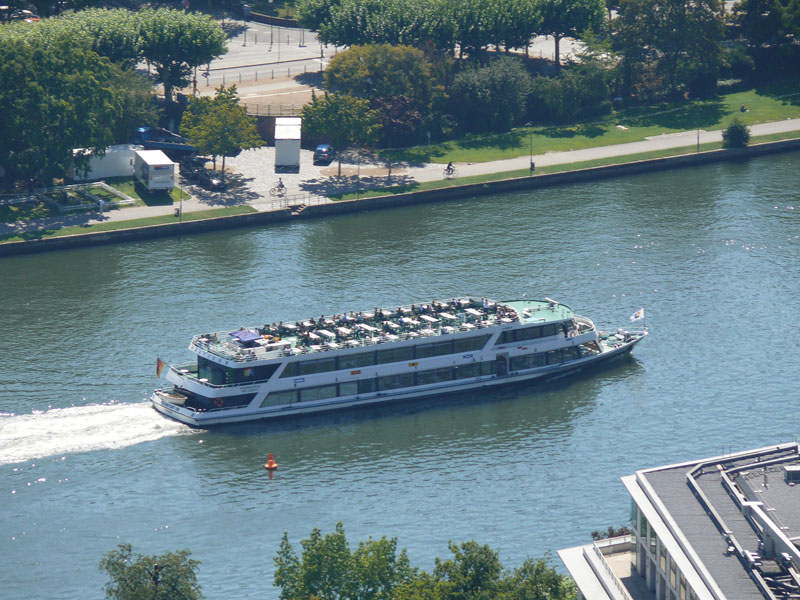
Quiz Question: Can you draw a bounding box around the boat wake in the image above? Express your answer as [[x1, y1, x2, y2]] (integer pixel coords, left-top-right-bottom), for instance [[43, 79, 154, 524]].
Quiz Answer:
[[0, 402, 192, 466]]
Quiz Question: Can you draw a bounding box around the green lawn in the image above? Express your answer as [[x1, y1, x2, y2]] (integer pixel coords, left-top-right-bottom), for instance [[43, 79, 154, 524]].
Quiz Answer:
[[387, 80, 800, 165], [334, 129, 800, 202], [0, 205, 257, 244], [104, 177, 189, 206]]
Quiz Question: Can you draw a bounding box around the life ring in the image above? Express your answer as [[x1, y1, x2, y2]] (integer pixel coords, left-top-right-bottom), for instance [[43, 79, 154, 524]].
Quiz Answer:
[[214, 398, 224, 408]]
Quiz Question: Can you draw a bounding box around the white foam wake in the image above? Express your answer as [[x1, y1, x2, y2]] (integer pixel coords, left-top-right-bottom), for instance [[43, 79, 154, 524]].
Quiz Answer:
[[0, 402, 192, 466]]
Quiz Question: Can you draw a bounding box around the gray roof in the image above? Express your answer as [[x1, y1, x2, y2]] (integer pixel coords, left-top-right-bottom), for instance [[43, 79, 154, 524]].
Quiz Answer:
[[640, 444, 800, 600]]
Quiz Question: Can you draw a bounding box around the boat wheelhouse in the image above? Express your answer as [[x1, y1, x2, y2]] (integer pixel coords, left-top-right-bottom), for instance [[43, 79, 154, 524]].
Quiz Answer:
[[150, 297, 646, 427]]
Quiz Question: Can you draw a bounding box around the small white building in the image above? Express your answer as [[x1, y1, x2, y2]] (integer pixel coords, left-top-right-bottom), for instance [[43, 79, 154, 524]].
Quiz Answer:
[[68, 144, 143, 181], [559, 442, 800, 600], [274, 116, 301, 171]]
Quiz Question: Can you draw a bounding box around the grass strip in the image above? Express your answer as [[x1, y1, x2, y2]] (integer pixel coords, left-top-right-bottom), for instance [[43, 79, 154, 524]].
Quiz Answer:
[[386, 81, 800, 165], [332, 131, 800, 202], [0, 205, 257, 244]]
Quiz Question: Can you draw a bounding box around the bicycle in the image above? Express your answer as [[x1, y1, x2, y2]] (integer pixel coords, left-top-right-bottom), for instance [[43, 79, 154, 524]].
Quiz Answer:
[[443, 166, 458, 179], [269, 184, 286, 197]]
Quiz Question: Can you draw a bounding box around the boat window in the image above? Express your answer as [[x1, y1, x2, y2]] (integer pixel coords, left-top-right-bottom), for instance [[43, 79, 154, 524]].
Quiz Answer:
[[540, 324, 557, 337], [416, 367, 453, 385], [377, 373, 414, 390], [454, 363, 481, 379], [300, 384, 338, 402], [339, 381, 358, 396], [281, 362, 299, 378], [453, 334, 490, 352], [298, 357, 338, 376], [339, 351, 375, 369], [480, 361, 496, 376], [376, 346, 414, 365], [198, 356, 227, 385], [260, 390, 297, 407], [227, 363, 279, 383], [358, 378, 377, 393], [546, 349, 566, 364], [415, 341, 452, 358], [564, 347, 580, 360]]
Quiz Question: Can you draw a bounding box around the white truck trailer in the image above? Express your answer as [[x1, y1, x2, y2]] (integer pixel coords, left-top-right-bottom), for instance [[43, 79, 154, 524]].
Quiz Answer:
[[133, 150, 175, 192], [274, 117, 301, 171]]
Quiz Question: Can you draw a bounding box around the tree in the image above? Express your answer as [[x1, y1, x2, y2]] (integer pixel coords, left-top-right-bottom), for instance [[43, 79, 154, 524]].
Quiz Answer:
[[99, 543, 203, 600], [612, 0, 725, 96], [181, 86, 262, 173], [0, 35, 122, 186], [54, 8, 142, 68], [722, 118, 750, 147], [137, 8, 227, 104], [537, 0, 606, 67], [301, 92, 380, 176], [325, 44, 435, 112], [449, 56, 532, 132], [273, 522, 415, 600]]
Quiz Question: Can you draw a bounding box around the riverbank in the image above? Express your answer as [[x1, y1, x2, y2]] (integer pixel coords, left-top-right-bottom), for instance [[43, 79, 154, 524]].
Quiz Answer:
[[2, 132, 799, 257]]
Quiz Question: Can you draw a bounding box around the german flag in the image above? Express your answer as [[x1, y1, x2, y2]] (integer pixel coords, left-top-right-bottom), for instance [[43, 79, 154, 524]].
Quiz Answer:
[[156, 358, 166, 378]]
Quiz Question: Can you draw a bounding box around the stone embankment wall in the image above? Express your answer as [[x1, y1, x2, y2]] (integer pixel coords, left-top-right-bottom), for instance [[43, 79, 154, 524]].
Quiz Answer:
[[1, 138, 798, 257]]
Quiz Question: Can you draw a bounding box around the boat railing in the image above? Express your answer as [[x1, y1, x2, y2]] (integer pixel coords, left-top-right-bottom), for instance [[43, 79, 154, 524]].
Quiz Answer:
[[191, 315, 506, 363], [574, 315, 595, 333]]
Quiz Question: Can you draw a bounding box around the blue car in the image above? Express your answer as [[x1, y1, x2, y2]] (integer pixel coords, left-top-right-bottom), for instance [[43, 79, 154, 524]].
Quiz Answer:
[[313, 144, 335, 165]]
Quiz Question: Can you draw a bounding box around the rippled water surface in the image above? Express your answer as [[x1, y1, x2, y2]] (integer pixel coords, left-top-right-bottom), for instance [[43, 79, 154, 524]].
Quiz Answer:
[[1, 154, 799, 598]]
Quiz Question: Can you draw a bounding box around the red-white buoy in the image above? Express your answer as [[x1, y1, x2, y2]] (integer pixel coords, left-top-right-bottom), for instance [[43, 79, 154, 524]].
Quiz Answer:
[[264, 453, 278, 470]]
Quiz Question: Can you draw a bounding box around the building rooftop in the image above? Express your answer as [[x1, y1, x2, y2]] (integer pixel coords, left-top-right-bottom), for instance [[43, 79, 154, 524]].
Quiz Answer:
[[637, 443, 800, 599]]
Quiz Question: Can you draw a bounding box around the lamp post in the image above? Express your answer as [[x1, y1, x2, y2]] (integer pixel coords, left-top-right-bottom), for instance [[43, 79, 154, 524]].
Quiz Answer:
[[525, 122, 534, 174]]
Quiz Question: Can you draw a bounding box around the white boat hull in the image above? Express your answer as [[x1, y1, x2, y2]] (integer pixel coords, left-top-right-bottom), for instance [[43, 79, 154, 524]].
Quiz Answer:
[[150, 335, 642, 427]]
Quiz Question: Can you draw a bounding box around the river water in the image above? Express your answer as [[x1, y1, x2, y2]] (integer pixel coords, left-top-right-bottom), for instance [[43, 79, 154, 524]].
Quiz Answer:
[[1, 154, 798, 599]]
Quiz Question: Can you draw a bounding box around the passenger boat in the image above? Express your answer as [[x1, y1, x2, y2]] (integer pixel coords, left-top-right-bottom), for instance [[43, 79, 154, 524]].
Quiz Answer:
[[150, 297, 647, 427]]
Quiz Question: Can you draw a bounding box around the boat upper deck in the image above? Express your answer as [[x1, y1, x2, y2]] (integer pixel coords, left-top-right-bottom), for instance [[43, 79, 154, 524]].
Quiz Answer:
[[189, 298, 578, 364]]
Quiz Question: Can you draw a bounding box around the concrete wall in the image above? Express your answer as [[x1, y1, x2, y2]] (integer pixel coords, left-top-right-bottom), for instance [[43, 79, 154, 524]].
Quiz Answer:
[[2, 138, 798, 258]]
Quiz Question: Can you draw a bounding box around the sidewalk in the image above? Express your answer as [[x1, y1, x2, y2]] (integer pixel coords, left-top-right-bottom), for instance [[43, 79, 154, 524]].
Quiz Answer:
[[4, 118, 800, 238]]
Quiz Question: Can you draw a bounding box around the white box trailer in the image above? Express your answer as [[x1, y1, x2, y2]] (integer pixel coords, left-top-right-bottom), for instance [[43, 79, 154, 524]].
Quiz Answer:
[[68, 144, 143, 181], [134, 149, 175, 192], [275, 117, 301, 171]]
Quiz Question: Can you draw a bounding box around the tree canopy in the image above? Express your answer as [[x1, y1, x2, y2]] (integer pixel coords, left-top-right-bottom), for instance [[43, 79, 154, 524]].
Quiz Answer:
[[137, 8, 227, 104], [274, 524, 577, 600], [302, 92, 380, 175], [182, 85, 262, 172], [99, 543, 203, 600], [0, 34, 122, 186]]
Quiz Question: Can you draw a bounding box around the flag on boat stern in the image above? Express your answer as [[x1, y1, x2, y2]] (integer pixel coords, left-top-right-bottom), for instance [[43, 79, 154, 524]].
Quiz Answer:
[[630, 308, 645, 322], [156, 358, 166, 377]]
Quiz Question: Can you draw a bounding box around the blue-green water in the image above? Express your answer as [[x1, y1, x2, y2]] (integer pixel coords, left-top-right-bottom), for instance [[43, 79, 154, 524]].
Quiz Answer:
[[1, 154, 799, 598]]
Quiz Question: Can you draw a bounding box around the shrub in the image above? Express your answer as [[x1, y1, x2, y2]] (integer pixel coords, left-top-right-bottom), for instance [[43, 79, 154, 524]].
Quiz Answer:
[[722, 118, 750, 148], [448, 56, 532, 133], [527, 62, 611, 124]]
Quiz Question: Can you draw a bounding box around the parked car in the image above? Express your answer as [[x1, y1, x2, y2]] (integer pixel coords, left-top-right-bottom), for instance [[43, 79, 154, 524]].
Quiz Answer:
[[10, 9, 39, 21], [196, 169, 227, 191], [313, 144, 335, 165], [179, 156, 206, 180]]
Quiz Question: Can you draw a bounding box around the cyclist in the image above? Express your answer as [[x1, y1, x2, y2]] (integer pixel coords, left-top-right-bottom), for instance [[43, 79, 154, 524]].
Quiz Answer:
[[277, 178, 285, 192], [445, 162, 454, 176]]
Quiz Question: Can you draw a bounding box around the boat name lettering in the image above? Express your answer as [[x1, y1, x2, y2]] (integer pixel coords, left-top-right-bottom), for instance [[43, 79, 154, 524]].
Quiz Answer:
[[294, 377, 305, 383], [462, 353, 473, 358], [351, 369, 361, 375]]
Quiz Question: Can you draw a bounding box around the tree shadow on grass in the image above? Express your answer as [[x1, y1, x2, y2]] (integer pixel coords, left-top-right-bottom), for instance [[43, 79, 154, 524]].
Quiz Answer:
[[622, 99, 727, 129], [753, 78, 800, 105]]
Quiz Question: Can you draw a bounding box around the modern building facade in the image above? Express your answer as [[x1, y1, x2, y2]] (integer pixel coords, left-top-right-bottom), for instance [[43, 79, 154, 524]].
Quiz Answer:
[[559, 442, 800, 600]]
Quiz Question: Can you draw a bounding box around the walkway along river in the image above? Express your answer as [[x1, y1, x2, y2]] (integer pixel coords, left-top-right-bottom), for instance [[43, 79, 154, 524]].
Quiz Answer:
[[0, 153, 799, 598]]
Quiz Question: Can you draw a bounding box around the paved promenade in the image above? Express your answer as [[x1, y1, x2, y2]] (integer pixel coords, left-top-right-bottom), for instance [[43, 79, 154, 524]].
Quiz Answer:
[[3, 118, 800, 237]]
